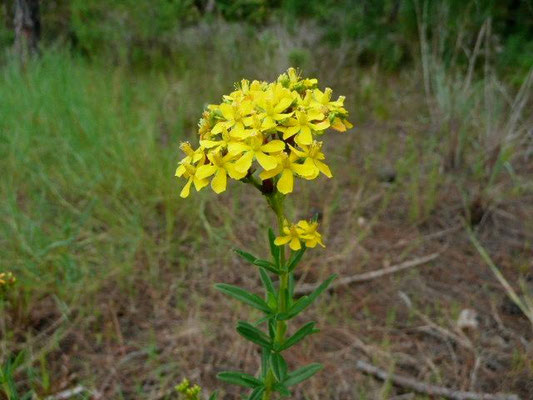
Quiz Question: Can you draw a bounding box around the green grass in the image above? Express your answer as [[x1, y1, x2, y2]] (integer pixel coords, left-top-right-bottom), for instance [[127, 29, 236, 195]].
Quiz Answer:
[[0, 52, 192, 299]]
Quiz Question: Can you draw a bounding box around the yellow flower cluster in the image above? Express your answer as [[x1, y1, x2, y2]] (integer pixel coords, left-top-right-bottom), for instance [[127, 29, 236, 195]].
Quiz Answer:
[[175, 378, 202, 400], [274, 219, 325, 251], [0, 271, 16, 287], [175, 68, 352, 198]]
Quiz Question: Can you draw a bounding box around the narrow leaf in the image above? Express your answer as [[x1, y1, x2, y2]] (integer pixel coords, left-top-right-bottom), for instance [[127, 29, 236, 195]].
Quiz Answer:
[[234, 249, 258, 264], [248, 386, 265, 400], [259, 268, 276, 296], [261, 348, 270, 379], [237, 321, 272, 348], [270, 353, 288, 382], [284, 363, 323, 387], [307, 274, 337, 304], [278, 322, 318, 351], [273, 382, 291, 396], [278, 274, 337, 319], [287, 246, 306, 272], [217, 371, 263, 388], [253, 259, 279, 274], [208, 391, 219, 400], [215, 283, 271, 314]]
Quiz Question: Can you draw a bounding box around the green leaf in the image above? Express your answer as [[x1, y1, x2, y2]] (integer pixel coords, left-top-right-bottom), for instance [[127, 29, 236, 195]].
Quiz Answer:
[[259, 268, 276, 296], [278, 274, 337, 320], [253, 259, 279, 274], [261, 348, 270, 379], [273, 382, 291, 396], [278, 322, 318, 351], [270, 353, 288, 382], [284, 363, 323, 387], [208, 391, 219, 400], [268, 228, 280, 266], [235, 249, 279, 274], [234, 249, 258, 264], [236, 321, 272, 348], [215, 283, 271, 314], [287, 246, 306, 272], [267, 292, 277, 310], [217, 371, 263, 388], [248, 386, 265, 400]]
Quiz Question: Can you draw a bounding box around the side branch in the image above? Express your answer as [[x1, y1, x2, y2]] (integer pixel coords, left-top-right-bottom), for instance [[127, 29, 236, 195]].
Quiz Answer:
[[356, 360, 520, 400], [295, 253, 440, 295]]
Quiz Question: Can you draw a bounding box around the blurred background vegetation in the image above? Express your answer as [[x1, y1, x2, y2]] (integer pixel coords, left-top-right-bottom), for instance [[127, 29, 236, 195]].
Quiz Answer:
[[0, 1, 532, 399], [1, 0, 532, 74]]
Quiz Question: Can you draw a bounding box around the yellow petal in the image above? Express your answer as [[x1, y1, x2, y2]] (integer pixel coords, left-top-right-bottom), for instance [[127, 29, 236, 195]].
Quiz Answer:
[[261, 116, 277, 131], [226, 161, 248, 179], [175, 164, 185, 177], [200, 140, 221, 149], [288, 144, 306, 158], [273, 112, 292, 121], [193, 177, 209, 191], [255, 151, 278, 171], [304, 239, 318, 248], [211, 122, 225, 134], [282, 125, 300, 140], [331, 118, 347, 132], [277, 169, 294, 194], [343, 119, 353, 129], [292, 161, 315, 178], [259, 165, 283, 180], [295, 126, 312, 146], [228, 142, 250, 155], [261, 140, 285, 153], [307, 111, 324, 121], [196, 164, 217, 179], [289, 237, 301, 251], [234, 152, 254, 173], [315, 160, 332, 178], [274, 236, 291, 246], [180, 179, 193, 198], [302, 158, 319, 179], [211, 169, 227, 193], [313, 120, 330, 130], [219, 103, 234, 120], [275, 97, 293, 112]]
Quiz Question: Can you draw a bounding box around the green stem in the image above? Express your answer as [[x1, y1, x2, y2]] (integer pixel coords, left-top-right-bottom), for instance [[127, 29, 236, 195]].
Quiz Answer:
[[263, 194, 288, 400]]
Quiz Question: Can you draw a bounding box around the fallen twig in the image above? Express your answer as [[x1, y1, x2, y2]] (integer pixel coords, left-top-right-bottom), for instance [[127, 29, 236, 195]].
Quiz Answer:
[[295, 253, 440, 295], [44, 386, 90, 400], [355, 360, 520, 400]]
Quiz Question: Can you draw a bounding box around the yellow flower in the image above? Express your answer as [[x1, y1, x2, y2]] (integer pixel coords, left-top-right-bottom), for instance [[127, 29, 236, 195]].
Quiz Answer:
[[330, 117, 354, 132], [211, 101, 254, 137], [289, 141, 332, 179], [279, 67, 318, 90], [196, 151, 247, 194], [274, 221, 304, 250], [296, 220, 325, 248], [200, 126, 241, 151], [0, 271, 16, 286], [255, 87, 294, 130], [259, 152, 315, 194], [229, 135, 285, 172], [177, 162, 209, 198], [281, 110, 329, 146], [175, 142, 204, 177], [177, 68, 352, 200]]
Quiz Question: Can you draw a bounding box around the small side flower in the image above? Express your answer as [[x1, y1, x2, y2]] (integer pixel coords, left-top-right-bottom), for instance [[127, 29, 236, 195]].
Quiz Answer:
[[274, 219, 325, 250]]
